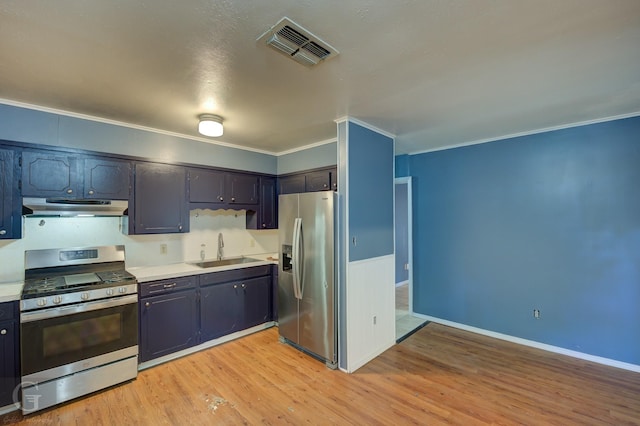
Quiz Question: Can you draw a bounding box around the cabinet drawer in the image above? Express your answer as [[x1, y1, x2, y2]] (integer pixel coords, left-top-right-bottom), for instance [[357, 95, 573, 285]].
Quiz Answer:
[[199, 265, 271, 287], [0, 301, 17, 321], [140, 276, 196, 297]]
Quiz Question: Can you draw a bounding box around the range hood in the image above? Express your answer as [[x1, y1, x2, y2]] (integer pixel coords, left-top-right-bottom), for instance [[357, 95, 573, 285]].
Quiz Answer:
[[22, 197, 128, 217]]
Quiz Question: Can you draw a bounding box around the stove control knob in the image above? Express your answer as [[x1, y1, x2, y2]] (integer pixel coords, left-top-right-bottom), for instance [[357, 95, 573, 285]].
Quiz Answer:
[[53, 296, 62, 305], [106, 288, 114, 296], [37, 299, 47, 307], [119, 287, 127, 294], [81, 292, 90, 301]]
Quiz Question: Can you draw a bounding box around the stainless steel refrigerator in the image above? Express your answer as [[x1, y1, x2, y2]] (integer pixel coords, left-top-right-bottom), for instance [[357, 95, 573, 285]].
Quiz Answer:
[[278, 191, 337, 368]]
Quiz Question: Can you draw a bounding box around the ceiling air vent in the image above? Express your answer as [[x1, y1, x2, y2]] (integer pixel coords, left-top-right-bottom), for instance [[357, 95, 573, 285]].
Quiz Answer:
[[257, 17, 338, 67]]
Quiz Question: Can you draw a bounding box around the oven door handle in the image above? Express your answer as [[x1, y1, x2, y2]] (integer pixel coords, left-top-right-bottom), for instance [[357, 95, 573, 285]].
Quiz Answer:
[[20, 294, 138, 323]]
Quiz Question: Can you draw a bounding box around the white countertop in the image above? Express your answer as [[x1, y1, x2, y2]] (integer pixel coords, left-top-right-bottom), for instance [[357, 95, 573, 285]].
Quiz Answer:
[[0, 282, 24, 303], [0, 254, 279, 300], [128, 253, 278, 283]]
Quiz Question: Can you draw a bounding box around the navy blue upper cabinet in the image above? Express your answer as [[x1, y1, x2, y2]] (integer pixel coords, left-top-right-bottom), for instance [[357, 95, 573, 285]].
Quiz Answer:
[[130, 162, 189, 234], [330, 168, 338, 191], [189, 168, 226, 204], [259, 177, 276, 229], [0, 148, 20, 239], [21, 150, 130, 200], [278, 174, 306, 195], [226, 173, 258, 205], [246, 176, 277, 230], [21, 150, 81, 197], [83, 158, 130, 200], [305, 169, 331, 192], [189, 169, 259, 207], [278, 167, 337, 194]]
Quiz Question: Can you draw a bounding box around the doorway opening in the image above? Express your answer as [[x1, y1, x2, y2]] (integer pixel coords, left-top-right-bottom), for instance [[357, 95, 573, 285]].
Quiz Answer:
[[395, 177, 427, 342]]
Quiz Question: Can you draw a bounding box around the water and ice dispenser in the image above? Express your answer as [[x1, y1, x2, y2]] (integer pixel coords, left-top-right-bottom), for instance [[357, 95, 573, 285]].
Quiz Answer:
[[282, 244, 292, 272]]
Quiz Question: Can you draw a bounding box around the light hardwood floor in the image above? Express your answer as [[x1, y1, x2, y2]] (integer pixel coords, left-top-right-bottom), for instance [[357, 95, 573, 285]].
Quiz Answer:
[[2, 324, 639, 425]]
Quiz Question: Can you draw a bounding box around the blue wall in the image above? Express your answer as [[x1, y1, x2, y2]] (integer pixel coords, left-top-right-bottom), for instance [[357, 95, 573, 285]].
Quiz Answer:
[[277, 141, 337, 174], [348, 122, 394, 261], [0, 103, 277, 174], [395, 154, 410, 178], [409, 116, 640, 365]]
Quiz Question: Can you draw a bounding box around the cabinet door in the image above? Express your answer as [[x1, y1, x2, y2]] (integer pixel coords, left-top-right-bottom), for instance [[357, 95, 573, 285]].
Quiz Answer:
[[0, 319, 18, 407], [278, 174, 305, 195], [200, 282, 240, 342], [259, 177, 276, 229], [189, 168, 226, 204], [227, 173, 258, 205], [241, 276, 271, 329], [330, 167, 338, 191], [271, 265, 278, 322], [139, 290, 198, 362], [83, 158, 131, 199], [305, 170, 331, 192], [0, 149, 19, 240], [132, 162, 189, 234], [21, 151, 80, 197]]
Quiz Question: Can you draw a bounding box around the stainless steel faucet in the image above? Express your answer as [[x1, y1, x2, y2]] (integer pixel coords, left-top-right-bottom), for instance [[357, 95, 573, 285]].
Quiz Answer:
[[217, 232, 224, 260]]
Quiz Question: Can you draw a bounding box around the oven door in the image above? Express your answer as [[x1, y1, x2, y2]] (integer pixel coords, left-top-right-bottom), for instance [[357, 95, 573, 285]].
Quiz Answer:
[[20, 295, 138, 381]]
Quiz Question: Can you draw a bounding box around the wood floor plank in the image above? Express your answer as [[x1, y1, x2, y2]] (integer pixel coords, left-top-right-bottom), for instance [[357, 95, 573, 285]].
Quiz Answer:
[[2, 323, 639, 425]]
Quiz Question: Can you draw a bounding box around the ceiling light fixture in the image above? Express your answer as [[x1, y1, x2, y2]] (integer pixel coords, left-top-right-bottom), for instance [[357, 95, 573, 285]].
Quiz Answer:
[[198, 114, 224, 137]]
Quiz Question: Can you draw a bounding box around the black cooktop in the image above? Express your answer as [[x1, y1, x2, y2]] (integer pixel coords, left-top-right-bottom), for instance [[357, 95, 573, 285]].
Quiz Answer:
[[22, 267, 136, 299]]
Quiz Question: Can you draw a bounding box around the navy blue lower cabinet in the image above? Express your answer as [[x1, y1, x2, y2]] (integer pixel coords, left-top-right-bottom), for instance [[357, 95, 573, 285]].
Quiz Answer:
[[241, 276, 271, 329], [271, 265, 278, 322], [139, 267, 273, 363], [0, 301, 19, 408], [200, 276, 271, 341], [199, 268, 272, 342], [200, 282, 240, 341], [139, 289, 198, 362]]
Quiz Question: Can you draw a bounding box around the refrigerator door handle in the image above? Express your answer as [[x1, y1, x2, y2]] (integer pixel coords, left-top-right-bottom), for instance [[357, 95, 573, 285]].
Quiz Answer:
[[292, 217, 303, 300]]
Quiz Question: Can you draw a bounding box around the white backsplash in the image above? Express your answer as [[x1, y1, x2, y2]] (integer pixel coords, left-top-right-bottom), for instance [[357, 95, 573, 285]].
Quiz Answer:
[[0, 210, 278, 283]]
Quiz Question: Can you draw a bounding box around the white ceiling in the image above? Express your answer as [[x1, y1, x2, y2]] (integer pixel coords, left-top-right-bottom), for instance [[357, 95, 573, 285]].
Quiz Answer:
[[1, 1, 639, 155]]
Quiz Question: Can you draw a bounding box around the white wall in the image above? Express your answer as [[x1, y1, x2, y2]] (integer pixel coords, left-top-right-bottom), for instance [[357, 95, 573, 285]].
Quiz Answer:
[[0, 210, 278, 283]]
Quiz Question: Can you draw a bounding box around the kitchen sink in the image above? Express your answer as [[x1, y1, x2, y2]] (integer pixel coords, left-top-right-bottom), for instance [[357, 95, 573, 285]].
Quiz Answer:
[[189, 257, 262, 268]]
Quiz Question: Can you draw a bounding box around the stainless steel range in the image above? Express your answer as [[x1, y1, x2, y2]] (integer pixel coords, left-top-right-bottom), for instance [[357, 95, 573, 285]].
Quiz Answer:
[[20, 245, 138, 414]]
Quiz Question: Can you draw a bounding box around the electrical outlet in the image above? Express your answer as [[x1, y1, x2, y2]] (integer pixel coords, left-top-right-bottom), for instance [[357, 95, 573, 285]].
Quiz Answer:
[[160, 244, 167, 255], [533, 309, 540, 319]]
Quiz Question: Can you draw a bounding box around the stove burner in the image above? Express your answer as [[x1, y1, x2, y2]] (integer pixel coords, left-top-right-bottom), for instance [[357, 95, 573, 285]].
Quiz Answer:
[[96, 270, 135, 283], [22, 268, 136, 299]]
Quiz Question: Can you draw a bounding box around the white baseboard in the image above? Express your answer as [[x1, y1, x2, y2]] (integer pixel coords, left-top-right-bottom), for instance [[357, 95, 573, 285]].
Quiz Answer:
[[0, 403, 19, 416], [416, 314, 640, 373]]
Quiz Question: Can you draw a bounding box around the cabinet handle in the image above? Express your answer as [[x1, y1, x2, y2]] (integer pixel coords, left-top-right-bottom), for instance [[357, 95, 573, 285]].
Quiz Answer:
[[163, 283, 177, 289], [262, 224, 266, 228], [231, 197, 235, 202], [241, 283, 246, 289], [145, 302, 150, 307], [323, 183, 328, 188], [0, 230, 6, 235], [0, 329, 6, 335], [88, 190, 95, 195], [178, 225, 183, 231], [66, 189, 73, 194], [219, 196, 224, 201]]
